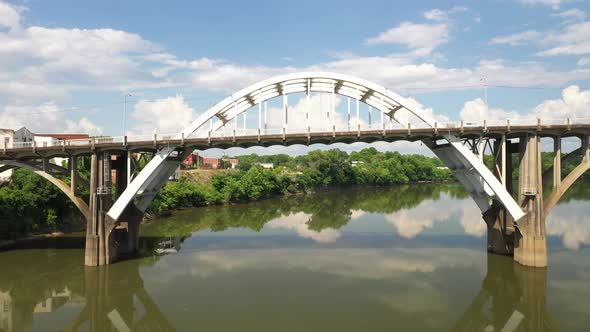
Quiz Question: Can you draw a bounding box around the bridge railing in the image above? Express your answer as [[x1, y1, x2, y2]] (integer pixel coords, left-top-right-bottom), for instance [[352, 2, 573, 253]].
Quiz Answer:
[[205, 118, 590, 138], [3, 118, 590, 152]]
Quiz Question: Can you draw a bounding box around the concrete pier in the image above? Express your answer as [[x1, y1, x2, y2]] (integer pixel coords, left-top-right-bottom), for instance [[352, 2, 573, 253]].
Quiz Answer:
[[84, 151, 140, 266], [514, 134, 547, 267]]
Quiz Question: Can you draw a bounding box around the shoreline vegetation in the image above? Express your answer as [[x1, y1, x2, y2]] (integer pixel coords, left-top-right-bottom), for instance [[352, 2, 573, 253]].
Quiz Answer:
[[146, 148, 452, 217], [2, 147, 588, 242]]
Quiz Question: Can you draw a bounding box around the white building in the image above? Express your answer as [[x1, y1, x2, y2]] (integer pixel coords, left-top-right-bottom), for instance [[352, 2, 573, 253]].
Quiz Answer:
[[0, 129, 14, 181], [13, 127, 90, 168], [255, 163, 274, 169]]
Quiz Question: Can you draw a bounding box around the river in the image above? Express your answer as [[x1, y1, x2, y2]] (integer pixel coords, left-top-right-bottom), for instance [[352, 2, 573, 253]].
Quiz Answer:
[[1, 182, 589, 331]]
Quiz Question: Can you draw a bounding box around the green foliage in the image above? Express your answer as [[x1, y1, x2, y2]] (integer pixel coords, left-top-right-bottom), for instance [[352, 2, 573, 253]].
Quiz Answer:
[[0, 169, 77, 239], [141, 183, 463, 238], [147, 148, 454, 215]]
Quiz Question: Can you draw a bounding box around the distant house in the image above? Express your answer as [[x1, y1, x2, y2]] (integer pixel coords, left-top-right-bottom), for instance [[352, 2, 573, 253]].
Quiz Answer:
[[222, 158, 240, 169], [13, 127, 89, 167], [0, 128, 13, 148], [255, 163, 274, 169], [182, 152, 199, 168], [351, 161, 364, 167], [0, 129, 14, 181], [200, 157, 222, 169], [14, 127, 89, 145]]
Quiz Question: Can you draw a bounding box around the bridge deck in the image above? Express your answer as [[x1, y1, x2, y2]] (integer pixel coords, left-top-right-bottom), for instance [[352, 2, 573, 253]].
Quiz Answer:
[[1, 124, 589, 157]]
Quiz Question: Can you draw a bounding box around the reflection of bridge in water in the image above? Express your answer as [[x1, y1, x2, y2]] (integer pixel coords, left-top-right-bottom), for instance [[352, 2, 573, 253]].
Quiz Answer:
[[0, 242, 174, 332], [452, 255, 561, 332], [1, 72, 589, 267], [0, 235, 564, 332]]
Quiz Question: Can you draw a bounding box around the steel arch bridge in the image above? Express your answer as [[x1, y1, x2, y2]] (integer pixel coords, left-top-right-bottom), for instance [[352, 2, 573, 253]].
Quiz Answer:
[[2, 71, 590, 267], [110, 72, 522, 223]]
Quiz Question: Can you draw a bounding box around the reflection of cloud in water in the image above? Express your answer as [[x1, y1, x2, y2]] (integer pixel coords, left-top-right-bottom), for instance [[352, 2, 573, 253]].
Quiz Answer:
[[459, 202, 486, 237], [385, 194, 455, 238], [185, 248, 484, 280], [547, 201, 590, 250], [265, 212, 341, 243], [350, 209, 367, 220], [383, 192, 486, 238]]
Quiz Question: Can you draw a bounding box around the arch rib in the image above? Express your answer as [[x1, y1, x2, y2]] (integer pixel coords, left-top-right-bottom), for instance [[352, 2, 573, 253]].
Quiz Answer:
[[542, 146, 581, 186], [179, 72, 437, 138], [544, 158, 590, 217], [110, 71, 524, 225], [0, 160, 90, 221]]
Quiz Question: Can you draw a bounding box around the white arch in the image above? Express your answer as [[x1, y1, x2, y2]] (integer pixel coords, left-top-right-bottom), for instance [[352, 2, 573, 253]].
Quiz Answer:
[[109, 72, 525, 224], [0, 160, 90, 221], [180, 72, 436, 138]]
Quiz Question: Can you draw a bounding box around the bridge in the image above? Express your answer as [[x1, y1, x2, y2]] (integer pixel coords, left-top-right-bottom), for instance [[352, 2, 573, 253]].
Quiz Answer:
[[1, 72, 589, 267]]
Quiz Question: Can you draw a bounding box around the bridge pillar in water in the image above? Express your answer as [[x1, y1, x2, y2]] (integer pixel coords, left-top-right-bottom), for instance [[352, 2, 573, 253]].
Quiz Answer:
[[514, 134, 547, 267], [485, 136, 517, 256], [85, 151, 141, 266]]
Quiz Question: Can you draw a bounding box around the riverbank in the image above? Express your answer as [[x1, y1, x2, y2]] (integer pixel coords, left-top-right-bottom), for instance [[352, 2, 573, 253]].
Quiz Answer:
[[147, 149, 453, 217], [0, 148, 451, 240]]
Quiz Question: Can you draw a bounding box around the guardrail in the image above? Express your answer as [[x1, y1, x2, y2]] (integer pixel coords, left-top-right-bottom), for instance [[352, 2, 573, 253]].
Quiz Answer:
[[1, 118, 589, 151]]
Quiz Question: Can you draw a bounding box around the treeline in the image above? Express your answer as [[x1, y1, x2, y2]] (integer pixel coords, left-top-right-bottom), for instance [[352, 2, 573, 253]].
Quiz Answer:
[[0, 169, 78, 239], [142, 184, 469, 237], [3, 147, 588, 240], [147, 148, 453, 215]]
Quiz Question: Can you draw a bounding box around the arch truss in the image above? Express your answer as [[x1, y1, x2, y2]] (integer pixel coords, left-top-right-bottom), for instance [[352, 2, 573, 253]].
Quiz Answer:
[[107, 72, 524, 224]]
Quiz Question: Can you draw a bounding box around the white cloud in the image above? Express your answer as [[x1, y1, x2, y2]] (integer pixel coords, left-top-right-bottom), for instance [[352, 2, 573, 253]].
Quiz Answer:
[[178, 54, 590, 96], [533, 85, 590, 119], [552, 8, 587, 22], [65, 117, 103, 135], [0, 13, 174, 102], [491, 20, 590, 56], [490, 30, 543, 46], [578, 57, 590, 66], [460, 98, 521, 122], [0, 1, 21, 29], [366, 22, 449, 56], [424, 6, 468, 21], [131, 95, 196, 133], [518, 0, 572, 9], [461, 85, 590, 123], [0, 102, 102, 134], [537, 21, 590, 56], [424, 9, 449, 21]]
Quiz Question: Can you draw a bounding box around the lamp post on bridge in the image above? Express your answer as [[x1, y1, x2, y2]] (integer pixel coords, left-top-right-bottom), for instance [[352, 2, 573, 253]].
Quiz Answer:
[[123, 93, 133, 137], [480, 77, 488, 106]]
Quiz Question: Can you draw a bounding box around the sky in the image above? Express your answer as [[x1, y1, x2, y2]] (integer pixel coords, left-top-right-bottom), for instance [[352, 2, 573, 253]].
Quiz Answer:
[[0, 0, 589, 155]]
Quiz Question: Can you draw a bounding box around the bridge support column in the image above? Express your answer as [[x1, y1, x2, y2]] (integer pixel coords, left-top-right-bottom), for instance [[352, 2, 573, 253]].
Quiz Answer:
[[485, 137, 516, 255], [112, 152, 141, 257], [514, 134, 547, 267], [85, 152, 117, 266], [70, 155, 78, 196], [553, 136, 562, 189], [85, 153, 99, 266]]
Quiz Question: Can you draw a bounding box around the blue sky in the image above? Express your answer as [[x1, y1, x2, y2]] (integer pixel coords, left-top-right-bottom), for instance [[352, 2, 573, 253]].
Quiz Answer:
[[0, 0, 589, 154]]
